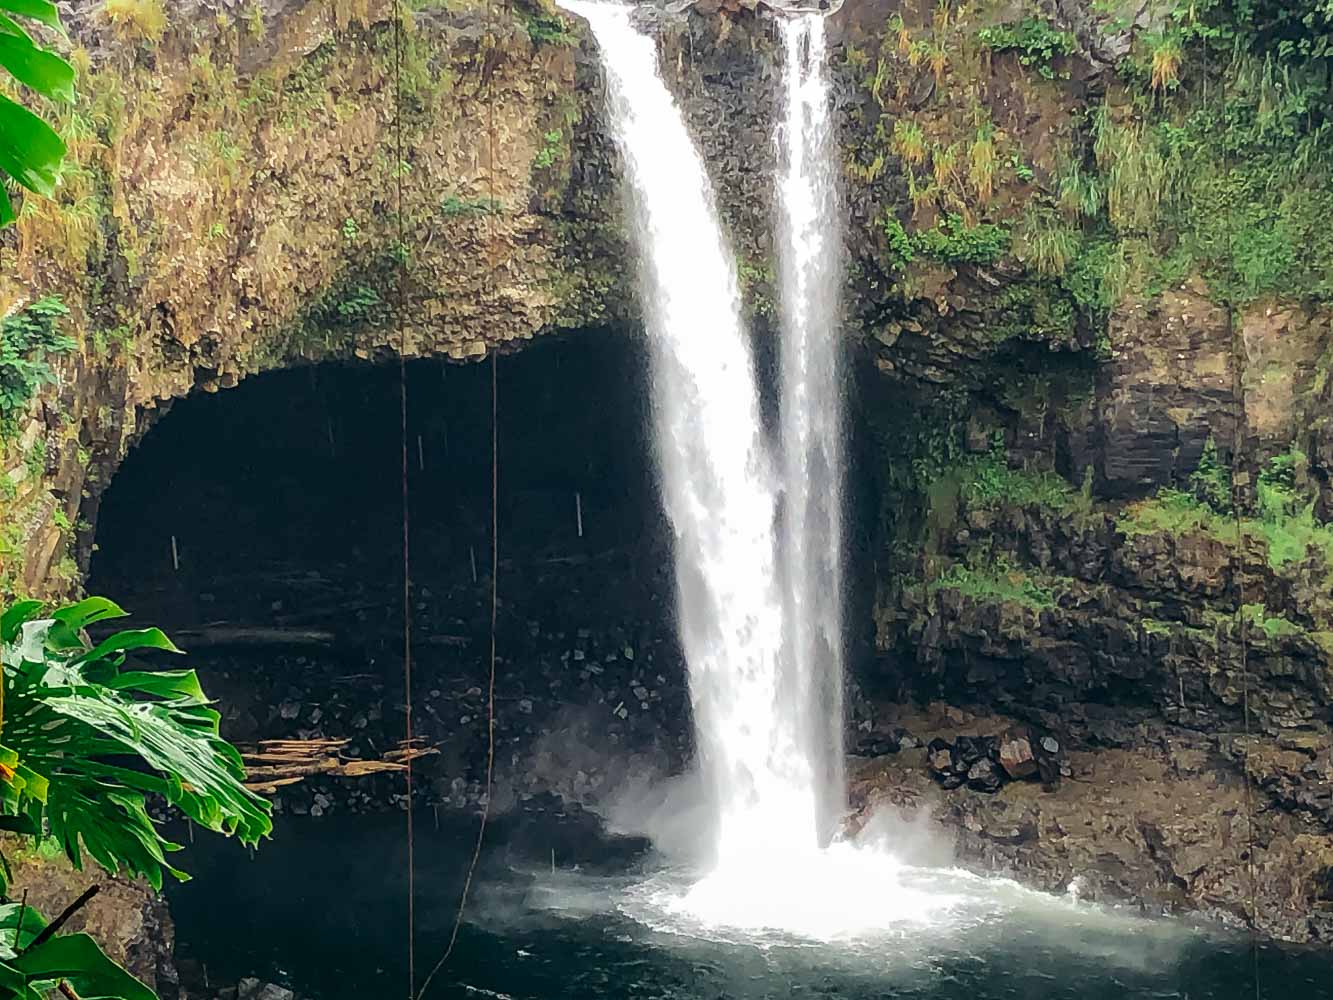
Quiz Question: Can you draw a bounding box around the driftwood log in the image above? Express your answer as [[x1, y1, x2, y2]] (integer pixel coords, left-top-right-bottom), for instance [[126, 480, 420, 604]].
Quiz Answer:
[[241, 738, 437, 795]]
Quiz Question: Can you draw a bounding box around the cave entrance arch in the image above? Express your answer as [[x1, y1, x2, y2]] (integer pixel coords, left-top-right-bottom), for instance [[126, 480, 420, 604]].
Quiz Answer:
[[89, 329, 693, 820]]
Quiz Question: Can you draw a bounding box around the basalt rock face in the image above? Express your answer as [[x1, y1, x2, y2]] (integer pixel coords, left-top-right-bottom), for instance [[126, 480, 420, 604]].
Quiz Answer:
[[848, 704, 1333, 944]]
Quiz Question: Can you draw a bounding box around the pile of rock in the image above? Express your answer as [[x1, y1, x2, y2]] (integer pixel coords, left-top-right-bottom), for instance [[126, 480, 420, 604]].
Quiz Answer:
[[926, 727, 1068, 792], [215, 979, 296, 1000]]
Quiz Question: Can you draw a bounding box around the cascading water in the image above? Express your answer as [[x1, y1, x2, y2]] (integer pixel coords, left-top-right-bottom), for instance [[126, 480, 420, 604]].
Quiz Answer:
[[774, 13, 846, 847], [557, 0, 929, 936], [559, 0, 820, 864]]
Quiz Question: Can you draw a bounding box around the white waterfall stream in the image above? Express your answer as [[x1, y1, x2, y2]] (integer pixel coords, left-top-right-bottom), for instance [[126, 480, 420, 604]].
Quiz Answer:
[[560, 0, 886, 934], [559, 0, 818, 865], [775, 13, 847, 847]]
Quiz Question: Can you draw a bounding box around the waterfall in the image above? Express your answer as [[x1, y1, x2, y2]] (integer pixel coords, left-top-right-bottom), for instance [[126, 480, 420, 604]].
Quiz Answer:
[[774, 14, 845, 846], [560, 0, 820, 863]]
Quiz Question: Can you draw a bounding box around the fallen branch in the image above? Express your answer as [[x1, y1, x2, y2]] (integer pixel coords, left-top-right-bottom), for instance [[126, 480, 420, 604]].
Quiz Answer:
[[169, 626, 337, 649], [27, 886, 99, 952]]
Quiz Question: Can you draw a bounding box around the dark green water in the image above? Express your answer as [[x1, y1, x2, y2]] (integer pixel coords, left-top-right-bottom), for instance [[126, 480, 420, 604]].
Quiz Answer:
[[167, 812, 1333, 1000]]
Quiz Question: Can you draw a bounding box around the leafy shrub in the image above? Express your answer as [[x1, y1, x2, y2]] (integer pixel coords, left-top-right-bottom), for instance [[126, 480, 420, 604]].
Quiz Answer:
[[533, 129, 566, 170], [930, 554, 1058, 608], [1191, 436, 1232, 513], [1117, 488, 1238, 538], [976, 16, 1076, 79], [440, 195, 501, 218], [329, 285, 382, 326], [1241, 603, 1301, 639], [882, 215, 916, 269], [914, 213, 1010, 265], [519, 10, 570, 47], [0, 297, 74, 440], [881, 213, 1010, 268], [957, 444, 1077, 511]]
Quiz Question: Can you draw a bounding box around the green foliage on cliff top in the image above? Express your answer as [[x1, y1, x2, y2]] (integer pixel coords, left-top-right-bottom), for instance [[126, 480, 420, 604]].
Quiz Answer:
[[0, 297, 73, 441]]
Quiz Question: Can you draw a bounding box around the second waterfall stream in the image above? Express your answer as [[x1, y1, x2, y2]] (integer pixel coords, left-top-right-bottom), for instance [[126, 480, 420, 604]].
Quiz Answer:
[[559, 0, 889, 934]]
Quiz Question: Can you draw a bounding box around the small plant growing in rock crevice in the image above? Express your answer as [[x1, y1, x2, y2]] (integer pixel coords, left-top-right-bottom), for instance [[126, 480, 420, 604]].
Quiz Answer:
[[533, 129, 566, 170], [976, 16, 1076, 80], [0, 297, 74, 441], [892, 119, 927, 167], [102, 0, 169, 44]]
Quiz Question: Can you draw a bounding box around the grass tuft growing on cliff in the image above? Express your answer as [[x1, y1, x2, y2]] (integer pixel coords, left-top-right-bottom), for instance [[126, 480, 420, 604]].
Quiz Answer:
[[956, 443, 1078, 512], [1117, 488, 1238, 540], [930, 554, 1058, 609], [102, 0, 168, 44]]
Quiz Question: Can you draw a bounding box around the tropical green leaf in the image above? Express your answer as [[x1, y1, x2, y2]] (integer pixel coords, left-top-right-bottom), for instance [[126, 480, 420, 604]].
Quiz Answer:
[[0, 601, 41, 644], [0, 0, 62, 33], [10, 933, 157, 1000], [0, 13, 32, 40], [0, 31, 73, 100], [51, 598, 128, 633], [77, 628, 182, 665], [0, 902, 47, 959], [0, 598, 272, 893], [0, 93, 63, 196], [104, 669, 207, 703]]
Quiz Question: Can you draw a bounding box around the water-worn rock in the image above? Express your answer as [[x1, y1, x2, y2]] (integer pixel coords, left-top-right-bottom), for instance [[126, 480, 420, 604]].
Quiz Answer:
[[238, 979, 296, 1000], [997, 728, 1038, 780], [849, 704, 1333, 944]]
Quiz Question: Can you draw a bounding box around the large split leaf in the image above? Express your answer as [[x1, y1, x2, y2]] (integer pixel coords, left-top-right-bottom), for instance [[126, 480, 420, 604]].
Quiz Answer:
[[0, 599, 272, 890]]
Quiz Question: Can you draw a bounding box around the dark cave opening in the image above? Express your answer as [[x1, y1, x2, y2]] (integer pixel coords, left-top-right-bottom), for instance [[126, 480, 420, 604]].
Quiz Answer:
[[88, 329, 884, 822], [89, 330, 698, 820]]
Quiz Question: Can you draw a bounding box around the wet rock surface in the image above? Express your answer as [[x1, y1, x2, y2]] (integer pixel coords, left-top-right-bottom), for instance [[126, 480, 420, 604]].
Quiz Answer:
[[849, 702, 1333, 944]]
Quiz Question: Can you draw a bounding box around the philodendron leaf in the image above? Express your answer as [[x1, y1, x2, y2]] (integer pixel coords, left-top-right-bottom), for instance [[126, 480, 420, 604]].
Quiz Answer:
[[0, 31, 74, 100], [0, 93, 64, 196], [0, 1, 62, 33], [77, 628, 182, 665], [0, 600, 41, 644], [10, 933, 157, 1000]]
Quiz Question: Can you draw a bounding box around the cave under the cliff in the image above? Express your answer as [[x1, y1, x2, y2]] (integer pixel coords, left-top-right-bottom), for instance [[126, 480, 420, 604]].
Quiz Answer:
[[86, 328, 875, 820], [88, 329, 709, 811]]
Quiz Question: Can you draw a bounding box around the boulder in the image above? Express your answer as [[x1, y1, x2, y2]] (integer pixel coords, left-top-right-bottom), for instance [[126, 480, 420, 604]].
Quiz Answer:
[[997, 728, 1039, 780], [966, 758, 1005, 793], [238, 980, 295, 1000]]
